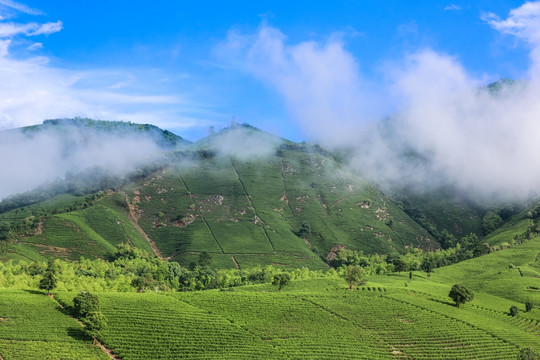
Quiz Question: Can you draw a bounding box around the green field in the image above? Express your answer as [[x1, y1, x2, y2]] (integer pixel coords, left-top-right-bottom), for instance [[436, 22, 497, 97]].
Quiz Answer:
[[7, 270, 536, 359], [0, 290, 107, 359], [3, 232, 540, 359]]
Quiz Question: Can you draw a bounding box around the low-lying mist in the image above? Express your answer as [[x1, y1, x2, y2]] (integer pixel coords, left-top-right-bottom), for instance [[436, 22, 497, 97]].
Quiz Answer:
[[217, 3, 540, 202], [0, 122, 164, 200], [202, 125, 283, 161]]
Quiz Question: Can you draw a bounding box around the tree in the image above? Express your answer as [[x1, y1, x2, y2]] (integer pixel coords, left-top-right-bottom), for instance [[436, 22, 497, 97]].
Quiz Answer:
[[394, 258, 408, 275], [440, 229, 457, 249], [518, 347, 540, 360], [342, 265, 367, 290], [459, 233, 479, 248], [39, 259, 58, 295], [448, 284, 474, 308], [73, 291, 100, 318], [473, 242, 491, 257], [131, 276, 152, 292], [198, 251, 212, 268], [525, 302, 534, 312], [510, 305, 519, 317], [385, 253, 401, 265], [272, 273, 291, 291], [0, 222, 10, 241], [420, 259, 434, 279], [114, 243, 146, 260], [483, 211, 503, 235], [0, 222, 9, 255], [297, 222, 311, 238], [84, 311, 108, 344]]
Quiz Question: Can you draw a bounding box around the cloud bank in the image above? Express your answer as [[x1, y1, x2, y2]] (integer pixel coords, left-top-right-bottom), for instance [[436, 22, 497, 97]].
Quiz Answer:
[[217, 2, 540, 200], [0, 124, 164, 200]]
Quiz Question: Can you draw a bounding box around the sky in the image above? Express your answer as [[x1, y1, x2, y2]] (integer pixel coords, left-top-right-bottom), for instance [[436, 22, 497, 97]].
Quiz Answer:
[[0, 0, 534, 142]]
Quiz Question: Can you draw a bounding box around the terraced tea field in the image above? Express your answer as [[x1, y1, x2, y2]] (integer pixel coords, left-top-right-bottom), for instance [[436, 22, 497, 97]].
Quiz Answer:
[[1, 232, 539, 359], [41, 276, 540, 359], [0, 291, 107, 359]]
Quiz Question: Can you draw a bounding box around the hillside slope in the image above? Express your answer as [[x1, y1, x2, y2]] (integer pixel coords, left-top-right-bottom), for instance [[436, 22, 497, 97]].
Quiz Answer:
[[0, 125, 441, 269]]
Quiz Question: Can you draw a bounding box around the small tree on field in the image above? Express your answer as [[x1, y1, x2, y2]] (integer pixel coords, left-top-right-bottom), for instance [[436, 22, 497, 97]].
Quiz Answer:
[[39, 259, 58, 295], [0, 223, 10, 250], [84, 311, 108, 344], [73, 291, 100, 318], [73, 292, 107, 344], [518, 347, 540, 360], [272, 273, 291, 291], [0, 222, 9, 237], [448, 284, 474, 308], [525, 302, 534, 312], [342, 265, 367, 290], [510, 305, 519, 317]]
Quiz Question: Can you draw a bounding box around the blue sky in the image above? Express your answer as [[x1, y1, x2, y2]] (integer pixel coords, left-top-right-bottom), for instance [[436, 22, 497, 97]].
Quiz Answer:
[[0, 0, 534, 141]]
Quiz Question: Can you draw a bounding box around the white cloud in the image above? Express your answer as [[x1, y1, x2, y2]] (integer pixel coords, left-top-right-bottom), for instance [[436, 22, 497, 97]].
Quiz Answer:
[[0, 124, 165, 199], [0, 20, 62, 37], [444, 4, 461, 11], [0, 38, 9, 55], [27, 42, 42, 50], [29, 20, 62, 36], [0, 21, 33, 37], [216, 15, 540, 200], [0, 0, 42, 16], [483, 1, 540, 77], [0, 39, 202, 132], [215, 25, 384, 145]]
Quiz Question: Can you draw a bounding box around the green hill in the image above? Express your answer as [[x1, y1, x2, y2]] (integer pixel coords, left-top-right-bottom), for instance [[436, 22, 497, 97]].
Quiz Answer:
[[0, 120, 531, 272], [0, 123, 444, 269], [16, 117, 191, 148]]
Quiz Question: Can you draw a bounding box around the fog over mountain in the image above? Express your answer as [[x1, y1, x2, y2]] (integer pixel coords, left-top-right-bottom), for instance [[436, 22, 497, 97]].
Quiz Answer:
[[216, 3, 540, 200], [0, 122, 164, 200]]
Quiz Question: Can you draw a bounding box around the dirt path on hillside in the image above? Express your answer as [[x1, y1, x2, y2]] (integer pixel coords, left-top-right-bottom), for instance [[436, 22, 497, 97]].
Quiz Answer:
[[52, 296, 120, 360], [232, 255, 241, 270], [119, 191, 162, 259]]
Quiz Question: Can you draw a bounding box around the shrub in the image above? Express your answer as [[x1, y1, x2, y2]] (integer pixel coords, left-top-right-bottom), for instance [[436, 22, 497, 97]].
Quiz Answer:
[[509, 305, 519, 317]]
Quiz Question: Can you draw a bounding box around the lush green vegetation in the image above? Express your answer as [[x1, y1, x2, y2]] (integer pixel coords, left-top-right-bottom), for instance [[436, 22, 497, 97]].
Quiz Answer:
[[0, 226, 537, 358], [1, 120, 539, 359]]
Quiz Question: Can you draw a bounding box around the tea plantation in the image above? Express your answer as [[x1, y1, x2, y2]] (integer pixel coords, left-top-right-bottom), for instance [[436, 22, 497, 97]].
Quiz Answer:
[[2, 258, 539, 360]]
